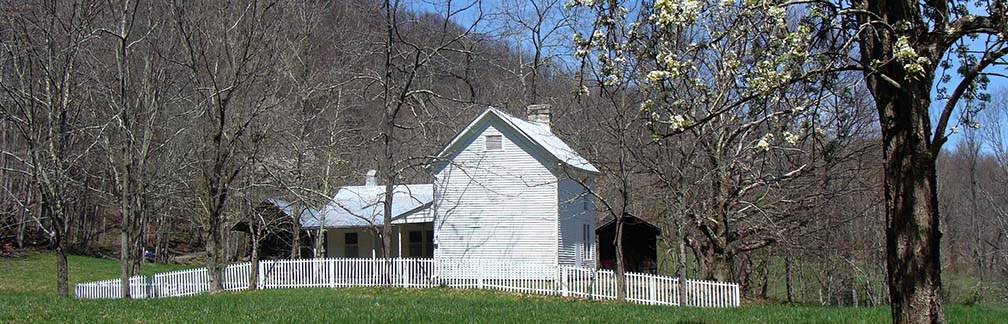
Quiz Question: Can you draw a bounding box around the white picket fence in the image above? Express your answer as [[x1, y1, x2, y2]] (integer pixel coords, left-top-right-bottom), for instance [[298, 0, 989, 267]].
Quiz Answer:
[[74, 258, 741, 307]]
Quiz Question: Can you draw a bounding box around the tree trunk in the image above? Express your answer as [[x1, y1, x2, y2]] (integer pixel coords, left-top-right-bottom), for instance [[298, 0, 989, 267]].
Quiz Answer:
[[55, 243, 68, 297], [16, 188, 31, 248], [381, 118, 395, 285], [691, 241, 728, 281], [315, 228, 326, 258], [119, 209, 131, 298], [760, 260, 769, 299], [206, 207, 223, 293], [381, 125, 395, 259], [614, 215, 626, 301], [858, 1, 947, 321], [880, 119, 945, 323], [868, 73, 945, 324], [677, 224, 688, 306], [249, 232, 259, 290], [851, 277, 859, 307], [785, 253, 795, 304], [290, 201, 301, 259]]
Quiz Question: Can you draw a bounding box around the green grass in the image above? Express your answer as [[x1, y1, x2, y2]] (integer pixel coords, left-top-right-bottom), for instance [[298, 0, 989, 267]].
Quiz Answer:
[[2, 252, 1007, 323], [0, 252, 194, 295], [654, 245, 1008, 306]]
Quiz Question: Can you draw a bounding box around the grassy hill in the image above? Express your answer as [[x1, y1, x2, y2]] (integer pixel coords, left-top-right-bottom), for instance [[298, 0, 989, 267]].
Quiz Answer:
[[2, 252, 1006, 323]]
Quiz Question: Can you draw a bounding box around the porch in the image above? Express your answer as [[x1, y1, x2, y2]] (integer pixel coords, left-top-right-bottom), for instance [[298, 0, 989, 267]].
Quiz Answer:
[[319, 222, 433, 259]]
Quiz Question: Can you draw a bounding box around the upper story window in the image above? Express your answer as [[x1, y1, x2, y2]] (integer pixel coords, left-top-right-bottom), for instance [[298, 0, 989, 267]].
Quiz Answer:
[[485, 135, 502, 151]]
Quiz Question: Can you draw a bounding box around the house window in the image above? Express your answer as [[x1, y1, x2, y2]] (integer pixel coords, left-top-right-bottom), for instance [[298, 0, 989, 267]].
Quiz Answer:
[[344, 232, 358, 258], [407, 230, 434, 258], [582, 224, 590, 258], [408, 231, 423, 257], [485, 135, 502, 151]]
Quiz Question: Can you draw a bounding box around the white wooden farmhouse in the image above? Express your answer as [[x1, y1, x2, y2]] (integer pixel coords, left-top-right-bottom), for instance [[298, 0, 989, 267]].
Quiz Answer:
[[307, 105, 598, 269], [432, 105, 599, 268]]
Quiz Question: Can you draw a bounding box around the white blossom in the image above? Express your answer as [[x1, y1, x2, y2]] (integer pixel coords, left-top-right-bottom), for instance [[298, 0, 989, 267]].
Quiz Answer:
[[604, 73, 621, 87], [564, 0, 594, 9], [652, 0, 701, 27], [756, 133, 774, 151], [669, 114, 692, 131], [894, 36, 929, 78], [640, 99, 654, 112], [783, 131, 799, 145], [768, 6, 787, 27], [647, 70, 672, 84]]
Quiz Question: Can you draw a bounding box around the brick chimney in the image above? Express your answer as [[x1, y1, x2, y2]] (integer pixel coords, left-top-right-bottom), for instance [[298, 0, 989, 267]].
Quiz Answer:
[[365, 169, 378, 186], [526, 104, 552, 132]]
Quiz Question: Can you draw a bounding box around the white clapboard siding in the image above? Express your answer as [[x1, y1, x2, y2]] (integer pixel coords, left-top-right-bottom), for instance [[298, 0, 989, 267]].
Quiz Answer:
[[557, 178, 595, 267], [75, 258, 740, 308], [434, 121, 559, 265]]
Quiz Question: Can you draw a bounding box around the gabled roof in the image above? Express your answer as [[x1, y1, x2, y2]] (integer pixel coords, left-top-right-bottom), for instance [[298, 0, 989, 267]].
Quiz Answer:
[[306, 184, 433, 228], [434, 107, 599, 173]]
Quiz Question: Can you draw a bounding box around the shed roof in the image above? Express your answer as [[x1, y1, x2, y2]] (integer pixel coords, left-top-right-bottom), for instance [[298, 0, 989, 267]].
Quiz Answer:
[[306, 184, 433, 228], [264, 198, 320, 228], [435, 107, 599, 173], [596, 215, 662, 235]]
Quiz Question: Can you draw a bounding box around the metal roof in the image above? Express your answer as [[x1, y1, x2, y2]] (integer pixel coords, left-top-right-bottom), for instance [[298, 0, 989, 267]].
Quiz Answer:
[[305, 184, 433, 228], [434, 107, 599, 173], [264, 198, 320, 227]]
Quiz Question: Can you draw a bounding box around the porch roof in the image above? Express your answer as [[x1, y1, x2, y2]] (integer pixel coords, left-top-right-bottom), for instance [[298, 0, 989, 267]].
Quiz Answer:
[[304, 184, 433, 229]]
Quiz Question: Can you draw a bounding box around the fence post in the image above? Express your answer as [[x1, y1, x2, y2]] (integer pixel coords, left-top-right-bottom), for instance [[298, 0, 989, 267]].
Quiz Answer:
[[476, 261, 484, 290], [148, 274, 156, 298], [561, 267, 569, 297], [397, 258, 405, 286], [734, 283, 740, 307], [258, 261, 266, 289], [683, 279, 690, 307], [648, 275, 656, 305], [328, 259, 335, 288]]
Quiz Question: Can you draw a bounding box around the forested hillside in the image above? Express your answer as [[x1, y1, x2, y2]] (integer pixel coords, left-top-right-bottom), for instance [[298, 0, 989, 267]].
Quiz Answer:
[[1, 0, 1006, 313]]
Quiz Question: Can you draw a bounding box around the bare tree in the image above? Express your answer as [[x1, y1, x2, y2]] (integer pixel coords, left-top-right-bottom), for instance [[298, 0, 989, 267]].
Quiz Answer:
[[169, 0, 282, 293], [376, 0, 484, 259], [491, 0, 574, 104], [92, 0, 175, 298], [0, 1, 102, 297]]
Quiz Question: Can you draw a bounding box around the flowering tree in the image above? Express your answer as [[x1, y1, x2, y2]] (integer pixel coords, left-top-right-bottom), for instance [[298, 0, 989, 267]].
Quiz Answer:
[[571, 0, 840, 284], [576, 0, 1008, 322]]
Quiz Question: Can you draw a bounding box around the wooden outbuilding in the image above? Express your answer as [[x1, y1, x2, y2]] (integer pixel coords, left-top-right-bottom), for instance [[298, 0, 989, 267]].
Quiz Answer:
[[596, 215, 661, 274], [232, 198, 315, 259]]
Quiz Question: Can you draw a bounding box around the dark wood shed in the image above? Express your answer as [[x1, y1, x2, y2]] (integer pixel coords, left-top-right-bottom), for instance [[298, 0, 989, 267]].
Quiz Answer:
[[231, 198, 313, 259], [596, 215, 661, 274]]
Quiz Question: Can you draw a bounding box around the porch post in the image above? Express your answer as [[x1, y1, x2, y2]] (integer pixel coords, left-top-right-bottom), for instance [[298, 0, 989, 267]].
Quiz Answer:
[[397, 226, 403, 258]]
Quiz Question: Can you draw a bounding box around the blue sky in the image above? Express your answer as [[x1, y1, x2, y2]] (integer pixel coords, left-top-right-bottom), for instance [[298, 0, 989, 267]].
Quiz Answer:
[[406, 1, 1007, 153]]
